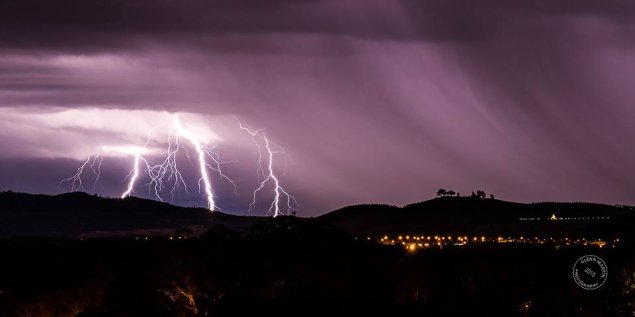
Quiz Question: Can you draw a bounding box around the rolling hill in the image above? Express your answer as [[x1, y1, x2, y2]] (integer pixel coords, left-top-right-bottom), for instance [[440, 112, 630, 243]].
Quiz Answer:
[[1, 191, 633, 239], [318, 196, 634, 238], [0, 191, 259, 238]]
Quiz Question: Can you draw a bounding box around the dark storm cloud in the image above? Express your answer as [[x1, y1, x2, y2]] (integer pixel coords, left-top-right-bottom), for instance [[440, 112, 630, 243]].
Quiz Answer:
[[0, 0, 634, 214], [1, 0, 634, 52]]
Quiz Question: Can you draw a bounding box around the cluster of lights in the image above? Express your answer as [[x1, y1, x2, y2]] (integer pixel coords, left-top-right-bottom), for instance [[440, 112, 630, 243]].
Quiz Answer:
[[377, 235, 616, 251], [129, 235, 190, 241], [548, 213, 610, 221], [520, 214, 611, 221]]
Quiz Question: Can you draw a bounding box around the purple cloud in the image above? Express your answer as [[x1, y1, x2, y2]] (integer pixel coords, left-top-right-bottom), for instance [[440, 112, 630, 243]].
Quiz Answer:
[[0, 0, 633, 215]]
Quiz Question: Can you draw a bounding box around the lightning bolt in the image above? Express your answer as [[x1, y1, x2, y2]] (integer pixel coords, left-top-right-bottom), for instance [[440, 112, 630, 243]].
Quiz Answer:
[[238, 121, 297, 217], [60, 154, 102, 192], [121, 153, 141, 198], [114, 114, 234, 212], [90, 155, 104, 190], [172, 114, 215, 210], [139, 119, 188, 202], [63, 113, 290, 215]]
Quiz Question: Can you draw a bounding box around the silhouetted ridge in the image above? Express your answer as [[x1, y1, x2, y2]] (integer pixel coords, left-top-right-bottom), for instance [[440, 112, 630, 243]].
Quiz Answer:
[[319, 196, 633, 238], [319, 204, 399, 221], [1, 192, 632, 239], [0, 192, 258, 237]]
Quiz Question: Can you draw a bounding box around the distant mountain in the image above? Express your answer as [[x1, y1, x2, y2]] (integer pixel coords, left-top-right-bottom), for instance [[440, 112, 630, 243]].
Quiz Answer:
[[319, 197, 635, 238], [0, 191, 259, 238]]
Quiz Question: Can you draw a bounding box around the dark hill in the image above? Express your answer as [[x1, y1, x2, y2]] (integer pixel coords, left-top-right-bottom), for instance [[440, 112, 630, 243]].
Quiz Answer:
[[319, 196, 634, 238], [2, 192, 633, 239], [0, 191, 259, 237]]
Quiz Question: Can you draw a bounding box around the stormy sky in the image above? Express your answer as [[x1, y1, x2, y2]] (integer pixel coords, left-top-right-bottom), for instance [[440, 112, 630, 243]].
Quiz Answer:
[[0, 0, 634, 215]]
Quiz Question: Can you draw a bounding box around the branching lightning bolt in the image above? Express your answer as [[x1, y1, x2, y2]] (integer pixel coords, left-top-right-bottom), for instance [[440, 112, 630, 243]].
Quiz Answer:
[[173, 114, 217, 210], [121, 153, 141, 198], [60, 154, 103, 192], [115, 114, 235, 211], [62, 113, 294, 216], [139, 121, 188, 202], [238, 121, 297, 217], [114, 113, 235, 211], [171, 113, 238, 211]]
